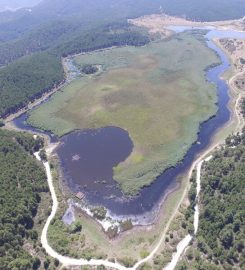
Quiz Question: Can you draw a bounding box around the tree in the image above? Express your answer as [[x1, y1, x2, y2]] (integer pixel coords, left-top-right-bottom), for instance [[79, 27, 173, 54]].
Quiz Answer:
[[220, 228, 233, 249], [81, 64, 98, 74]]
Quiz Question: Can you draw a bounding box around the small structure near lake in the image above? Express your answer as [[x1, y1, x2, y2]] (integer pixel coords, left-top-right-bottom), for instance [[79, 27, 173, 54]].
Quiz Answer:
[[76, 192, 85, 200]]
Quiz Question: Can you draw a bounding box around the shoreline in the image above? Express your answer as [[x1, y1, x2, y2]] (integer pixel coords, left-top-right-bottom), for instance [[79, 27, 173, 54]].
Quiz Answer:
[[6, 30, 222, 209], [45, 30, 244, 239], [4, 26, 244, 226], [44, 30, 245, 268]]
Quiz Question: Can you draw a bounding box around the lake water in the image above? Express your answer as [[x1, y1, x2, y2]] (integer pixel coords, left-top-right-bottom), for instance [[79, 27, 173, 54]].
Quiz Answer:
[[57, 127, 133, 199], [13, 28, 245, 223]]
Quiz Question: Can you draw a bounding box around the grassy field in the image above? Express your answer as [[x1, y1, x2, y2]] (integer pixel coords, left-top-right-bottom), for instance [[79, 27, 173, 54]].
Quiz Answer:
[[28, 31, 220, 195]]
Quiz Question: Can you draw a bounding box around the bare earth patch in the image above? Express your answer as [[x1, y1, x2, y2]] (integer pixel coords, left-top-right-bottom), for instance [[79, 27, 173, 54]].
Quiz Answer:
[[216, 38, 245, 91]]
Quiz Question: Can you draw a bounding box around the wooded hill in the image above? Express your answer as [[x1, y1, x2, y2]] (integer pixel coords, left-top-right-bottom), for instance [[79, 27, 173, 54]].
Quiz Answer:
[[0, 52, 64, 117], [0, 130, 48, 270], [178, 131, 245, 270]]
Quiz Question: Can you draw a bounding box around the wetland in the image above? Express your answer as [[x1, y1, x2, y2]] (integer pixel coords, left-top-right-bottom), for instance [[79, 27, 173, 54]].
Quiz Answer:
[[13, 28, 245, 223]]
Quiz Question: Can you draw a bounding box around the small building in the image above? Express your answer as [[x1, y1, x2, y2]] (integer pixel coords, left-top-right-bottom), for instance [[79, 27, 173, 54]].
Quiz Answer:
[[75, 192, 85, 200]]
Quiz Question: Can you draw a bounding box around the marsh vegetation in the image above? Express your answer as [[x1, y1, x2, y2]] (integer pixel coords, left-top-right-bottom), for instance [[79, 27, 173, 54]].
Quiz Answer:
[[29, 32, 220, 195]]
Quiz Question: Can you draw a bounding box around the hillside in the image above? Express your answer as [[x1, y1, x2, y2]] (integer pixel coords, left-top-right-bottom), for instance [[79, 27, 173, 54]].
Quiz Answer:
[[178, 131, 245, 270], [0, 130, 48, 270]]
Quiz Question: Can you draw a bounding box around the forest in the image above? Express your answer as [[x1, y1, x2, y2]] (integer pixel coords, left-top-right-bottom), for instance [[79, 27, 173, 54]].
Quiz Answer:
[[54, 25, 150, 57], [0, 130, 48, 270], [178, 130, 245, 270], [0, 51, 64, 118]]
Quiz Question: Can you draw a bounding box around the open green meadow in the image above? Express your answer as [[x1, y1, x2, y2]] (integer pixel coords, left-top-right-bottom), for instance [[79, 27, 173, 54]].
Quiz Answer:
[[28, 32, 220, 195]]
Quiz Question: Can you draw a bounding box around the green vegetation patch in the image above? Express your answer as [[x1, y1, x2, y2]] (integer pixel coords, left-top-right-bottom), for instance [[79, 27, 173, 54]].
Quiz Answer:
[[29, 32, 220, 195], [0, 130, 48, 270], [0, 23, 149, 118]]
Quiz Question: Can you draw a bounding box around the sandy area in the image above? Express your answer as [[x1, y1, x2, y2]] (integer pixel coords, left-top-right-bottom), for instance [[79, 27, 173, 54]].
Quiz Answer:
[[129, 14, 245, 35]]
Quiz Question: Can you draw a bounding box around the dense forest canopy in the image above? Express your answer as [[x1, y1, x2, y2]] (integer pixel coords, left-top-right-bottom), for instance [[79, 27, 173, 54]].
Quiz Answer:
[[0, 130, 48, 270], [0, 52, 64, 117], [0, 1, 244, 268], [178, 131, 245, 270], [199, 135, 245, 268], [1, 0, 244, 52]]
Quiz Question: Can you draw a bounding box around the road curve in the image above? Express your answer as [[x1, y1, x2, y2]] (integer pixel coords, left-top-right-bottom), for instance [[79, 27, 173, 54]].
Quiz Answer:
[[35, 149, 191, 269], [35, 152, 130, 270]]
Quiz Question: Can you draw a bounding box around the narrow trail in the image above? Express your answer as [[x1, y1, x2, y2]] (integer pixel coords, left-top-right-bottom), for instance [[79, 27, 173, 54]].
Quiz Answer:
[[162, 38, 245, 270], [16, 24, 244, 270], [35, 152, 128, 270], [31, 44, 244, 269]]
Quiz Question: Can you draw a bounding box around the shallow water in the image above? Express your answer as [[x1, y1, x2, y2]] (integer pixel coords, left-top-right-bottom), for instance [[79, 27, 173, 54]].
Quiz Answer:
[[13, 28, 245, 223]]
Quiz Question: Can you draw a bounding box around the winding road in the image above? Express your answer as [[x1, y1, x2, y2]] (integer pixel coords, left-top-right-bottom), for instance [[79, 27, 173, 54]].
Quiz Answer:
[[35, 149, 213, 270]]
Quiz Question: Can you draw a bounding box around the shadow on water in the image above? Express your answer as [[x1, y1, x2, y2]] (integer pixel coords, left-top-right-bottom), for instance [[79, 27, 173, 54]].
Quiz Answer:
[[13, 28, 245, 223]]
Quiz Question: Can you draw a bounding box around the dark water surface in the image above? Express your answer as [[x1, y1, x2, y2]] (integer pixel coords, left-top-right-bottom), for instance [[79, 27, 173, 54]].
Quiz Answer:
[[57, 127, 133, 199], [13, 29, 245, 222]]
